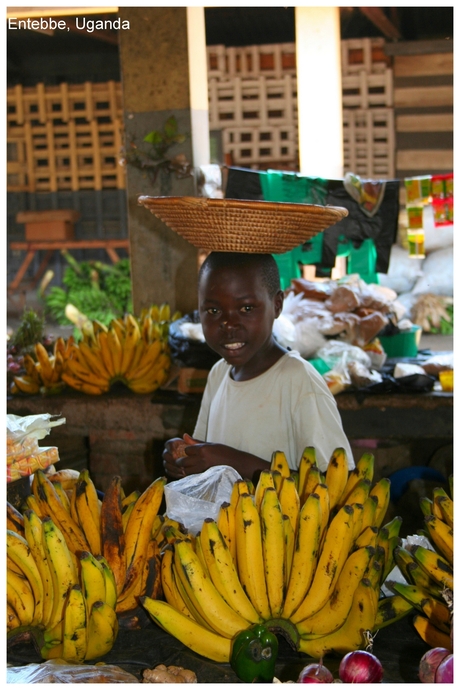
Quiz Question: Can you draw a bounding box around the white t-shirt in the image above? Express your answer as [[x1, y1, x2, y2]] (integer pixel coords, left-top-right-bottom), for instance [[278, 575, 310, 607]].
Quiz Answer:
[[193, 350, 354, 472]]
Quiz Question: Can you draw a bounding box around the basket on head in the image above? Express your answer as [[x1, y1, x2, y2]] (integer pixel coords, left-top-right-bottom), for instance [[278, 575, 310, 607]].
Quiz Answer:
[[138, 196, 348, 254]]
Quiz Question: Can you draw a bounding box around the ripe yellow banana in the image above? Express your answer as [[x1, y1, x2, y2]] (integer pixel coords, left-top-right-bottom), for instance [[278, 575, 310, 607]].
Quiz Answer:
[[373, 593, 414, 631], [350, 502, 365, 541], [79, 551, 107, 616], [34, 342, 54, 386], [436, 494, 454, 528], [12, 374, 40, 395], [216, 501, 237, 564], [77, 340, 112, 380], [297, 577, 377, 658], [42, 516, 79, 631], [342, 478, 372, 509], [48, 468, 80, 491], [369, 477, 392, 528], [125, 339, 162, 381], [199, 519, 261, 624], [173, 539, 250, 638], [312, 483, 330, 546], [7, 603, 21, 631], [282, 491, 322, 620], [260, 487, 285, 618], [96, 330, 116, 378], [95, 555, 118, 610], [339, 452, 375, 506], [270, 450, 291, 478], [410, 544, 453, 590], [354, 524, 379, 550], [424, 514, 453, 564], [62, 584, 87, 663], [23, 509, 54, 626], [160, 545, 194, 619], [297, 447, 317, 504], [119, 313, 142, 374], [291, 503, 355, 623], [61, 372, 108, 395], [7, 529, 44, 626], [324, 447, 349, 511], [141, 597, 232, 663], [296, 545, 373, 636], [7, 568, 35, 626], [282, 512, 296, 588], [7, 501, 25, 536], [302, 464, 323, 501], [360, 495, 378, 533], [85, 599, 119, 660], [235, 493, 272, 621], [73, 469, 102, 556], [278, 475, 300, 539], [22, 353, 41, 384], [124, 476, 166, 572], [254, 469, 276, 513], [106, 327, 123, 376], [64, 355, 110, 389], [413, 613, 453, 651]]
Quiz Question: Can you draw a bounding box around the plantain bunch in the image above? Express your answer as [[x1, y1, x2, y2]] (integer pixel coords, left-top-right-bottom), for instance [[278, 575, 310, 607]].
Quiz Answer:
[[384, 476, 453, 652], [11, 339, 69, 396], [141, 447, 406, 663]]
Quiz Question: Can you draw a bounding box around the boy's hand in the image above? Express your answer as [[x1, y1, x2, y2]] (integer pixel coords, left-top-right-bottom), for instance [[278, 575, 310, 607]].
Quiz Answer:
[[162, 434, 199, 479]]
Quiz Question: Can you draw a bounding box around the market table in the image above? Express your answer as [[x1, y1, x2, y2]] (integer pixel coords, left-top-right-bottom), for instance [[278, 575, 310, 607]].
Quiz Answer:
[[7, 613, 430, 683]]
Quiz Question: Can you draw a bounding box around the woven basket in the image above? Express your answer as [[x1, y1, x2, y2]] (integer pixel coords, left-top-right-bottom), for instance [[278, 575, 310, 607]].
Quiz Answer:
[[138, 196, 348, 254]]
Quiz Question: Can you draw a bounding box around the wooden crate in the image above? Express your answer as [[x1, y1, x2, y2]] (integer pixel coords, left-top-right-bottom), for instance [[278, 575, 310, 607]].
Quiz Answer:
[[343, 108, 395, 178], [207, 43, 296, 80], [7, 81, 125, 193], [341, 37, 391, 75]]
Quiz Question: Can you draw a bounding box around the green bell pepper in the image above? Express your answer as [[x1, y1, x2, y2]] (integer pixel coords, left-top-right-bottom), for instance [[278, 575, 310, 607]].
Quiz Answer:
[[230, 624, 279, 683]]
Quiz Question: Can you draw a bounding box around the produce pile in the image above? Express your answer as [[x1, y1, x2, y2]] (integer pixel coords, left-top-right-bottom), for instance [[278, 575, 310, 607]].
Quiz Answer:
[[9, 303, 179, 396], [7, 468, 167, 661], [142, 448, 407, 663]]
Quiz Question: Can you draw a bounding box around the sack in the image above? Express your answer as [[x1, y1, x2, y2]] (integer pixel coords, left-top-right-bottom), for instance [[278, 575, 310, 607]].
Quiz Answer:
[[164, 465, 242, 535]]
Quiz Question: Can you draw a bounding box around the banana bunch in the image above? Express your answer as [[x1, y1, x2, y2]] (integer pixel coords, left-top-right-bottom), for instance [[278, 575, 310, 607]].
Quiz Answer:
[[61, 304, 178, 395], [142, 447, 404, 662], [11, 339, 69, 396], [7, 512, 118, 662], [384, 476, 453, 652], [25, 468, 166, 623]]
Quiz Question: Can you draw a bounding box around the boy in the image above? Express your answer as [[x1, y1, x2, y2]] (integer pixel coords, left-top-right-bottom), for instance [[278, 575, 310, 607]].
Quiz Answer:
[[163, 252, 354, 482]]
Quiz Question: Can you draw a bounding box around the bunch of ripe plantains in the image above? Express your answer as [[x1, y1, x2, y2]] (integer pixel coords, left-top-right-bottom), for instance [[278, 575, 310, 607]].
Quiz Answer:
[[141, 447, 408, 663], [382, 477, 453, 652], [11, 303, 178, 396], [7, 468, 166, 662]]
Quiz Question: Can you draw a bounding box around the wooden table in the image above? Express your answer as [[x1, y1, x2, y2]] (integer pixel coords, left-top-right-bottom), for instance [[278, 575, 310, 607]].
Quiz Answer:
[[8, 238, 130, 294]]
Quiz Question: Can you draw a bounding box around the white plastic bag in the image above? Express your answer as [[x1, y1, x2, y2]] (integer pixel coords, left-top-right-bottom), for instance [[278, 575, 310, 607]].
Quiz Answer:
[[164, 465, 242, 535]]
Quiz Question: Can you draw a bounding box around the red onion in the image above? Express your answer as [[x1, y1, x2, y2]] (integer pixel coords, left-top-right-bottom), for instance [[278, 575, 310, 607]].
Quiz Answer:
[[339, 650, 383, 683], [419, 647, 451, 683], [435, 654, 453, 683], [298, 662, 334, 683]]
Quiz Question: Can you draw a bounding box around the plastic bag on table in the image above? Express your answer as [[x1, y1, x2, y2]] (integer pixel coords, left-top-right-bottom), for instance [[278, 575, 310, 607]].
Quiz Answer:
[[6, 413, 65, 483], [164, 465, 242, 535], [6, 659, 140, 683]]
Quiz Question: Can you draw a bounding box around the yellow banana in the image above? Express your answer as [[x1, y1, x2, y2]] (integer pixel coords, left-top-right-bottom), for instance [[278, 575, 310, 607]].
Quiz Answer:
[[48, 468, 80, 491], [296, 545, 373, 636], [22, 353, 41, 384], [74, 469, 102, 556], [369, 477, 392, 528], [79, 551, 107, 615], [77, 340, 112, 380], [278, 475, 300, 538], [413, 614, 453, 652], [62, 584, 87, 663], [124, 476, 166, 571], [96, 330, 116, 378], [7, 603, 21, 631], [6, 529, 44, 626], [85, 599, 119, 660], [110, 316, 126, 343], [173, 539, 250, 638], [120, 313, 142, 375], [141, 597, 231, 663], [312, 483, 330, 546], [64, 355, 110, 389], [95, 555, 118, 610], [159, 302, 171, 322], [235, 493, 271, 621], [324, 447, 349, 511], [282, 513, 296, 588], [61, 372, 107, 395], [354, 524, 379, 550], [373, 594, 414, 631], [23, 493, 45, 519], [52, 481, 71, 513], [410, 544, 453, 590], [216, 501, 237, 564], [7, 501, 25, 536], [297, 447, 317, 503], [200, 518, 261, 624], [391, 581, 451, 630], [270, 449, 291, 478], [7, 568, 35, 626], [160, 545, 194, 619], [254, 469, 276, 513], [123, 338, 146, 380], [425, 514, 453, 564], [282, 492, 322, 620], [12, 374, 40, 394], [42, 516, 79, 631], [297, 577, 377, 659], [341, 478, 371, 509], [360, 495, 379, 533], [435, 494, 454, 528], [339, 452, 375, 506], [260, 487, 285, 618], [34, 342, 54, 386], [291, 503, 355, 624], [302, 465, 323, 501], [122, 500, 136, 532], [23, 509, 54, 626], [125, 339, 162, 381]]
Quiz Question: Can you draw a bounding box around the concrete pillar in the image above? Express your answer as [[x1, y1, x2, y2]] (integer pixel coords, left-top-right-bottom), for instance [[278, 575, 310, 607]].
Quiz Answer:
[[295, 7, 344, 179], [118, 7, 209, 315]]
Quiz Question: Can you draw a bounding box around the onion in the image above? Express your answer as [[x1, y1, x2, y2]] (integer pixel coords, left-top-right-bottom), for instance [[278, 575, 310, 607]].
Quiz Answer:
[[419, 647, 451, 683], [339, 650, 383, 683], [435, 654, 453, 683], [298, 662, 334, 683]]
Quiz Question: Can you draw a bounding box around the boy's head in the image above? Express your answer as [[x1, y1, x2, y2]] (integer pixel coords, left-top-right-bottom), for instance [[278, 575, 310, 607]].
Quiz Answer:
[[197, 252, 284, 373]]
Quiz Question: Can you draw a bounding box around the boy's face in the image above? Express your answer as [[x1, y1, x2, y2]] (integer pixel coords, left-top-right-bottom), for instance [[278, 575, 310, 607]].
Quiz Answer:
[[198, 262, 283, 375]]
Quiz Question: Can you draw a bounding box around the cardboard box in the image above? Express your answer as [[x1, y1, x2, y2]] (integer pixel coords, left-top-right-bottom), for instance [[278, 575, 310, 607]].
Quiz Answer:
[[16, 210, 80, 241], [177, 368, 209, 394]]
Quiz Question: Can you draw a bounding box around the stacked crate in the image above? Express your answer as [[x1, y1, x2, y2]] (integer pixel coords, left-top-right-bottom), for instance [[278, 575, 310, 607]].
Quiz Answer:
[[6, 81, 125, 193], [207, 37, 395, 177]]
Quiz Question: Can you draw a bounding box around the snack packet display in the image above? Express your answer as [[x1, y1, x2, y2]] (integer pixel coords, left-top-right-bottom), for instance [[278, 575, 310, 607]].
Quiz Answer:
[[6, 413, 65, 483]]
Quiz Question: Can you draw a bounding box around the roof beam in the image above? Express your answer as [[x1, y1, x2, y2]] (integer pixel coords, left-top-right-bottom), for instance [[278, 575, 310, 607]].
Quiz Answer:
[[359, 7, 402, 40]]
